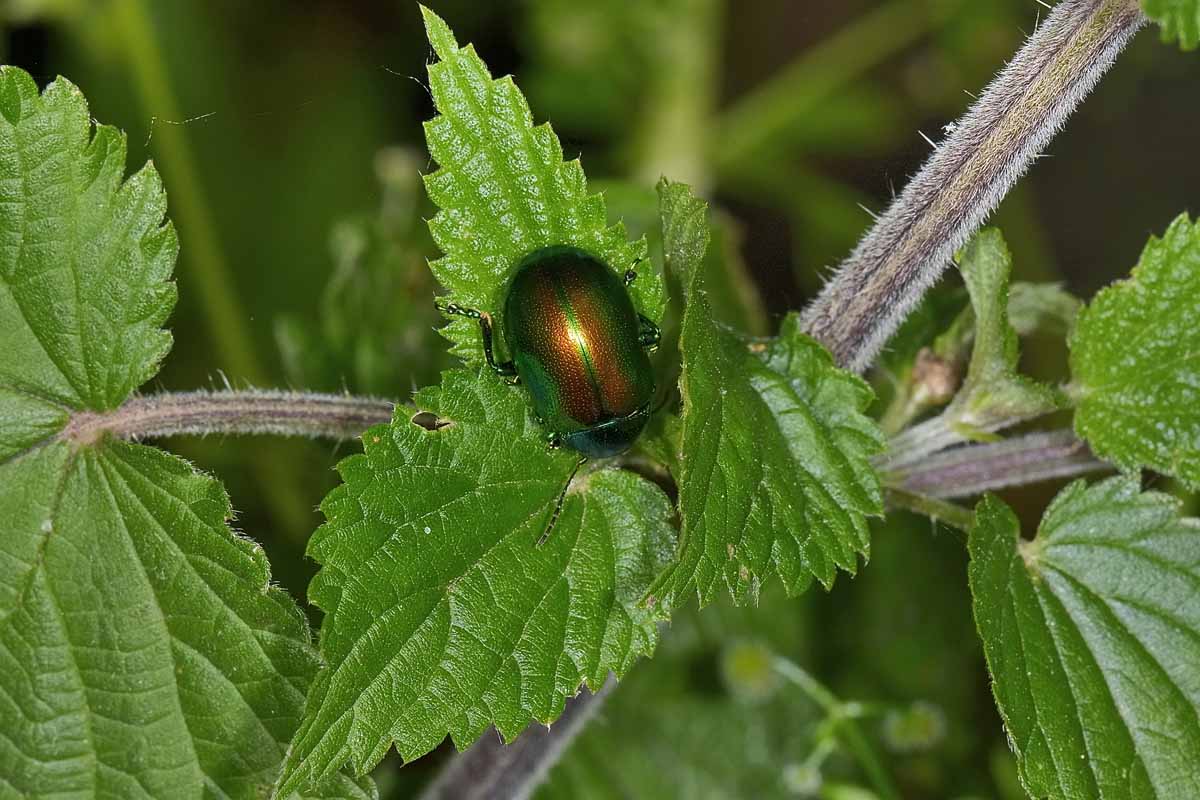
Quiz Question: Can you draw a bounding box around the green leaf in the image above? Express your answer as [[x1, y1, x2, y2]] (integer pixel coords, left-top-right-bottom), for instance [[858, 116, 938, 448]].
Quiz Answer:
[[0, 67, 366, 799], [1143, 0, 1200, 50], [877, 275, 1077, 439], [275, 368, 674, 794], [0, 73, 175, 418], [932, 281, 1080, 365], [598, 178, 768, 335], [656, 179, 710, 285], [943, 230, 1063, 432], [879, 280, 1075, 395], [649, 180, 884, 608], [419, 6, 662, 363], [1070, 213, 1200, 488], [969, 478, 1200, 800], [1007, 282, 1080, 341]]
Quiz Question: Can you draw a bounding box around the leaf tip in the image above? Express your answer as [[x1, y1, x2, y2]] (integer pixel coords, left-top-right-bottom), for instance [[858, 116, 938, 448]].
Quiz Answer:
[[0, 65, 37, 125], [955, 226, 1011, 270], [420, 4, 459, 60]]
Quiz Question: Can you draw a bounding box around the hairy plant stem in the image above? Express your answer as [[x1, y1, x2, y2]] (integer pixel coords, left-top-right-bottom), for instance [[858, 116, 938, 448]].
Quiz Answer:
[[419, 680, 614, 800], [883, 428, 1110, 499], [60, 390, 395, 445], [800, 0, 1145, 372], [881, 412, 978, 472]]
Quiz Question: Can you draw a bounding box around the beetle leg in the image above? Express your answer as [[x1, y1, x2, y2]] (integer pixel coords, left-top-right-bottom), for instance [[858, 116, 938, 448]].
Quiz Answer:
[[537, 456, 586, 547], [637, 314, 661, 351], [435, 300, 519, 379], [478, 314, 521, 381], [623, 256, 647, 286]]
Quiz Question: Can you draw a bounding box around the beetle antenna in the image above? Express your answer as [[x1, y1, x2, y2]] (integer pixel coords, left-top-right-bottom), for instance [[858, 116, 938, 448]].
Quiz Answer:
[[537, 456, 587, 547]]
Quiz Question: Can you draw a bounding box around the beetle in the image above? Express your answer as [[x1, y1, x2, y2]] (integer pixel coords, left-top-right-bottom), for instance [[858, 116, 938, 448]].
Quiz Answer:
[[436, 245, 660, 459]]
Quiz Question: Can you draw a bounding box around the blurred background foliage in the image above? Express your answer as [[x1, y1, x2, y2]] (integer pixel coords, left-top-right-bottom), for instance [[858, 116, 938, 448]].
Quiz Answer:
[[2, 1, 1196, 797]]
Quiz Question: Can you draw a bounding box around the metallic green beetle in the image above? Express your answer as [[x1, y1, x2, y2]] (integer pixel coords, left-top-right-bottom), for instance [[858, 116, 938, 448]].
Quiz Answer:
[[438, 245, 659, 458]]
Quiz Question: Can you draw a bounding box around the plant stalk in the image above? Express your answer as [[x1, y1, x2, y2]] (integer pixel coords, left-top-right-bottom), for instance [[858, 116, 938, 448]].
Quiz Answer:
[[882, 428, 1110, 499], [881, 413, 976, 472], [419, 680, 615, 800], [61, 390, 395, 445], [800, 0, 1146, 372], [885, 489, 975, 532], [774, 658, 901, 800]]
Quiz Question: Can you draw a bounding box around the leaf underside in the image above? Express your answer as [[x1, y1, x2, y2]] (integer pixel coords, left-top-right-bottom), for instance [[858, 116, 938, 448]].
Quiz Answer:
[[275, 369, 673, 793], [650, 180, 884, 609], [0, 67, 367, 799], [970, 478, 1200, 800], [1071, 213, 1200, 489], [419, 5, 663, 363]]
